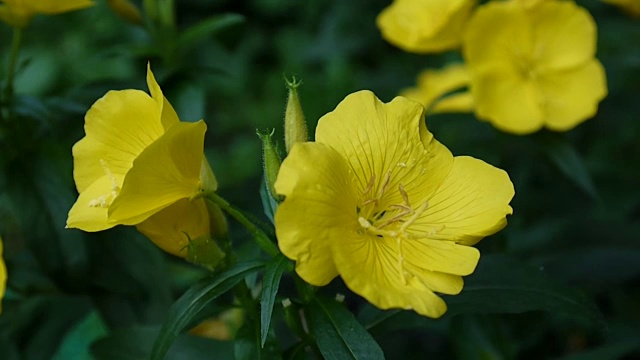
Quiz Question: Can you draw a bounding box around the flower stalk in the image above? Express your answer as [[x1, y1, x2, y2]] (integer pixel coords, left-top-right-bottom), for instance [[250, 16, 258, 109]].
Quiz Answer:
[[202, 191, 279, 257]]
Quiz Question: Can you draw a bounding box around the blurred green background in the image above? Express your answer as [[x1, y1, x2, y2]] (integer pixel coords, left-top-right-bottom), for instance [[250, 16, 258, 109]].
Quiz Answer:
[[1, 0, 639, 358]]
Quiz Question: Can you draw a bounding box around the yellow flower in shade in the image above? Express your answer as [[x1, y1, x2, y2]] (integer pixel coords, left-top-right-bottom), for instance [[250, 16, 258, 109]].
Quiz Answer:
[[377, 0, 476, 53], [603, 0, 640, 18], [401, 63, 474, 114], [67, 65, 218, 258], [0, 0, 94, 28], [463, 0, 608, 134], [275, 91, 514, 318], [0, 237, 6, 314]]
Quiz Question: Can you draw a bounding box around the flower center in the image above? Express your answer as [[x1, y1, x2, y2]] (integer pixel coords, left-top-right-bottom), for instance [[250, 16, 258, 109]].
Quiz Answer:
[[356, 171, 433, 285], [88, 159, 120, 208]]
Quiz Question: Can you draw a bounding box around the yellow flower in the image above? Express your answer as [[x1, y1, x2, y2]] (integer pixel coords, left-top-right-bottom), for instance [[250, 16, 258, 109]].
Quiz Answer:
[[274, 91, 514, 318], [463, 0, 608, 134], [67, 65, 218, 257], [377, 0, 477, 53], [0, 0, 94, 28], [602, 0, 640, 18], [401, 63, 474, 114], [0, 237, 5, 314]]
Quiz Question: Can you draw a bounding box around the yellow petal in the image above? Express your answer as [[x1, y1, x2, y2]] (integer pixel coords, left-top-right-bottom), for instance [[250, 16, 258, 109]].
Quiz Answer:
[[274, 142, 357, 285], [315, 90, 454, 208], [332, 234, 448, 318], [411, 156, 514, 246], [72, 89, 164, 193], [403, 238, 480, 275], [377, 0, 476, 53], [108, 121, 206, 225], [136, 198, 210, 258], [146, 63, 180, 131], [463, 1, 531, 71], [530, 1, 597, 71], [431, 92, 474, 114], [401, 63, 473, 113], [538, 60, 607, 132], [0, 237, 6, 314], [471, 68, 545, 134], [66, 174, 124, 232]]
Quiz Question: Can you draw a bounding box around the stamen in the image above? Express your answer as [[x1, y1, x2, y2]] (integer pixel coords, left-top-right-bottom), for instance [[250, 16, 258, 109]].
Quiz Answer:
[[398, 184, 410, 207], [400, 201, 429, 233], [376, 170, 392, 200], [88, 159, 121, 208], [362, 174, 376, 196]]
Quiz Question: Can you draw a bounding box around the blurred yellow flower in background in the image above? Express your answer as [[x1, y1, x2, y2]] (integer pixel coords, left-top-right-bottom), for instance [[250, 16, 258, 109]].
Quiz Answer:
[[463, 0, 607, 134], [67, 65, 220, 260], [275, 91, 514, 318], [0, 237, 5, 315], [377, 0, 476, 53], [0, 0, 94, 28], [603, 0, 640, 18], [401, 63, 474, 114]]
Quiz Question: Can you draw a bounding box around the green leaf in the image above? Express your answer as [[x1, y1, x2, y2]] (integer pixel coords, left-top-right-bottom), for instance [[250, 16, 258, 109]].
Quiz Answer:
[[539, 134, 599, 200], [450, 315, 514, 360], [52, 310, 109, 360], [91, 325, 234, 360], [260, 254, 291, 347], [150, 261, 265, 360], [533, 247, 640, 286], [177, 13, 245, 50], [556, 339, 640, 360], [445, 255, 605, 329], [308, 297, 385, 360]]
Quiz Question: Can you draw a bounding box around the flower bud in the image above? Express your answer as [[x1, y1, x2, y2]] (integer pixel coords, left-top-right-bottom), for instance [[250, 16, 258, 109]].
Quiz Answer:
[[283, 77, 308, 153], [107, 0, 143, 26], [257, 129, 282, 201], [206, 200, 229, 240], [186, 235, 225, 270]]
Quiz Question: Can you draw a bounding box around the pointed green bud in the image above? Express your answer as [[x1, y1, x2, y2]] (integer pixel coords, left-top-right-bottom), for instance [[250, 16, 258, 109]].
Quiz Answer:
[[257, 129, 282, 201], [284, 76, 308, 153], [185, 234, 226, 270]]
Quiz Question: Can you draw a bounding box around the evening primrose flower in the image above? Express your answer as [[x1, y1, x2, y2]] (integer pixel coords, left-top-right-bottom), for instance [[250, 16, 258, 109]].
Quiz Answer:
[[377, 0, 476, 53], [463, 0, 607, 134], [0, 0, 94, 28], [401, 63, 474, 114], [275, 91, 514, 318], [67, 65, 218, 258]]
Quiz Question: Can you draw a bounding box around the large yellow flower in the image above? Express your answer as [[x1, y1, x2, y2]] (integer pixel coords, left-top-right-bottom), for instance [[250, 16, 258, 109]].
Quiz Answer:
[[377, 0, 476, 53], [0, 237, 5, 314], [275, 91, 514, 318], [401, 63, 474, 114], [0, 0, 94, 28], [463, 0, 607, 134], [67, 65, 217, 258]]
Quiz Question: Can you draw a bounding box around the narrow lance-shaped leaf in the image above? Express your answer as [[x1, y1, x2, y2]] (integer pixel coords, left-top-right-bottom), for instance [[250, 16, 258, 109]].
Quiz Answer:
[[151, 261, 265, 360], [444, 255, 605, 329], [308, 297, 385, 360], [538, 133, 599, 201], [260, 254, 292, 347]]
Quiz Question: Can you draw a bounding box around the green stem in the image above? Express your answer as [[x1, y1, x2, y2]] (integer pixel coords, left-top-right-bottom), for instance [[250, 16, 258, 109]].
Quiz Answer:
[[3, 27, 23, 117], [203, 191, 280, 257]]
